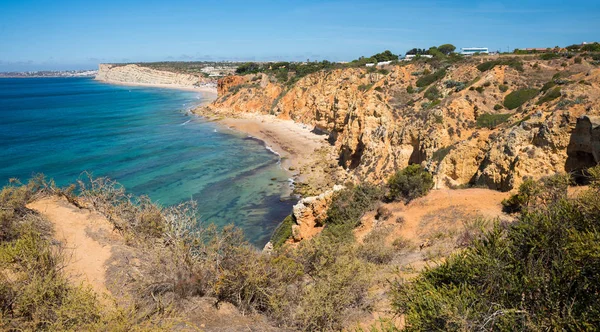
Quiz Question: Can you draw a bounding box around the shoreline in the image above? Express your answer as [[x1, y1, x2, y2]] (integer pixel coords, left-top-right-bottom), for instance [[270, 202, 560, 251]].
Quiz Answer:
[[96, 76, 344, 196], [94, 78, 218, 101], [193, 109, 346, 197]]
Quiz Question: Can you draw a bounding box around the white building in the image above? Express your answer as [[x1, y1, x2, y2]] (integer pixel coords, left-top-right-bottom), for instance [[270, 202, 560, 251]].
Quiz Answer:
[[461, 47, 489, 55], [402, 54, 434, 61], [365, 60, 394, 67]]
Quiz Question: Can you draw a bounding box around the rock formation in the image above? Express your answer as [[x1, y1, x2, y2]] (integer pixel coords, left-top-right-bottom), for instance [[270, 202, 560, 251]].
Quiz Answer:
[[96, 64, 215, 88], [290, 185, 344, 241], [201, 57, 600, 191]]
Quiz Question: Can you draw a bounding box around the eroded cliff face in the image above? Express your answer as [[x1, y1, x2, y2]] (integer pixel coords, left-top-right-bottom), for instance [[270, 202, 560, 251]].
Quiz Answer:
[[203, 57, 600, 191], [96, 64, 214, 87]]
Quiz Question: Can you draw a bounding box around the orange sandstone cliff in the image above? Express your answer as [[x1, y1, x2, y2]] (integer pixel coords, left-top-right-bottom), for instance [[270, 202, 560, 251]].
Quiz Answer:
[[200, 57, 600, 192]]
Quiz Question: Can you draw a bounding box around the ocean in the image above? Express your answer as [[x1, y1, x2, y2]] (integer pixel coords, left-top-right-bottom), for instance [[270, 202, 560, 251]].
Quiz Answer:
[[0, 77, 295, 246]]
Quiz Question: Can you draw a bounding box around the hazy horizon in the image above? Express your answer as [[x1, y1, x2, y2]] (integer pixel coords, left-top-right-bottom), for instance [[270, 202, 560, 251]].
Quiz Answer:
[[1, 0, 599, 72]]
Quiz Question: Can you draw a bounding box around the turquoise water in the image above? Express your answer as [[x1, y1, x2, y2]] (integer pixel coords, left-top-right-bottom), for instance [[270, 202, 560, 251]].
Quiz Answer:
[[0, 77, 295, 246]]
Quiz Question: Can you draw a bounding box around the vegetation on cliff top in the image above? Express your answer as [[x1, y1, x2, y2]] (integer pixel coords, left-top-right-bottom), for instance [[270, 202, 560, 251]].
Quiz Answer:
[[4, 163, 600, 331], [392, 169, 600, 330]]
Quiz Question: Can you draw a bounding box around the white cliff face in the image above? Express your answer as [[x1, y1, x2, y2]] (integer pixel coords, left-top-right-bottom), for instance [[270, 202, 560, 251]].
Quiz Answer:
[[96, 64, 214, 88]]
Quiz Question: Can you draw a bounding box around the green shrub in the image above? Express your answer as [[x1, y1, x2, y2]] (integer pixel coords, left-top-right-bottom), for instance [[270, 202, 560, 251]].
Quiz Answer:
[[326, 184, 383, 228], [358, 227, 394, 264], [540, 81, 556, 93], [477, 60, 500, 72], [536, 87, 561, 105], [477, 58, 524, 72], [416, 69, 446, 87], [494, 104, 503, 110], [421, 99, 441, 110], [270, 215, 295, 248], [503, 88, 538, 110], [275, 68, 288, 83], [406, 85, 415, 94], [387, 165, 434, 202], [392, 173, 597, 331], [475, 86, 484, 93], [502, 174, 570, 213], [424, 86, 440, 100], [499, 84, 509, 92], [501, 178, 542, 213], [539, 53, 560, 60], [476, 113, 511, 129], [444, 80, 466, 91]]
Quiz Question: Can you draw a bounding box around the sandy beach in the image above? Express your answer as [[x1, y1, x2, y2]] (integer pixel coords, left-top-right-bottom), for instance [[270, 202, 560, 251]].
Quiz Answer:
[[96, 79, 218, 102], [195, 110, 347, 196], [98, 77, 344, 196]]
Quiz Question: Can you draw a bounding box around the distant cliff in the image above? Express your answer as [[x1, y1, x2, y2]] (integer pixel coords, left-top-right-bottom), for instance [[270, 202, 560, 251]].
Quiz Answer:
[[96, 64, 215, 88], [200, 56, 600, 191]]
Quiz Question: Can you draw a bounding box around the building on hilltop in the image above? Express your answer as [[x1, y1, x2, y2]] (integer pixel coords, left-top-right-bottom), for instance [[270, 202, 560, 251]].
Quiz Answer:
[[461, 47, 489, 55], [365, 60, 393, 67], [402, 54, 433, 61]]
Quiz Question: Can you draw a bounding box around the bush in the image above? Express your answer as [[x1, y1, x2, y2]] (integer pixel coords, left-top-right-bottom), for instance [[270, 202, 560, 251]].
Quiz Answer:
[[502, 174, 570, 213], [270, 214, 295, 248], [477, 58, 524, 72], [392, 173, 598, 330], [416, 69, 446, 87], [444, 80, 466, 91], [359, 227, 394, 264], [536, 87, 561, 105], [424, 86, 440, 100], [476, 113, 511, 129], [387, 165, 434, 202], [539, 53, 560, 60], [494, 104, 503, 110], [477, 60, 499, 72], [540, 81, 556, 93], [503, 88, 538, 110], [325, 184, 383, 228], [499, 84, 509, 92]]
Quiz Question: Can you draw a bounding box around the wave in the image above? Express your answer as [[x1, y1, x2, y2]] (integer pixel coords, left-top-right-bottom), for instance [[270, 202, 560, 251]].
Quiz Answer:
[[264, 145, 280, 157], [180, 119, 191, 126]]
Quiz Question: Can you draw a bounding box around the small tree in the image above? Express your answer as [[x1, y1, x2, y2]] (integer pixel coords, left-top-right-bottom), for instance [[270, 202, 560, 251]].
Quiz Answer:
[[438, 44, 456, 55], [387, 165, 434, 202]]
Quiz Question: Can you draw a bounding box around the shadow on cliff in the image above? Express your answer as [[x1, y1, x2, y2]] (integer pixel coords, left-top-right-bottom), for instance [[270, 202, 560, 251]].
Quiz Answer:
[[565, 115, 600, 183]]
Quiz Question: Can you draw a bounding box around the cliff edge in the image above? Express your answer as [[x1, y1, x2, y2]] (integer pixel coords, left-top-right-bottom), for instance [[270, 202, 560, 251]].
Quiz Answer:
[[96, 63, 216, 90], [199, 56, 600, 192]]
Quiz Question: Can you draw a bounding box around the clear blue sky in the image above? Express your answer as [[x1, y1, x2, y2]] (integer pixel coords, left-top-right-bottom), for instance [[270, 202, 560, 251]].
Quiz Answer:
[[0, 0, 598, 71]]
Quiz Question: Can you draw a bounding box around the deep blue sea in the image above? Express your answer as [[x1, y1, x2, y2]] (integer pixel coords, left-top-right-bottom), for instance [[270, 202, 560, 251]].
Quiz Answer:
[[0, 77, 294, 246]]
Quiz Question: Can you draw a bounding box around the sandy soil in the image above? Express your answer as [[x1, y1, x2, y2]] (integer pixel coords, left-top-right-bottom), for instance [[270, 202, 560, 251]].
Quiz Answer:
[[355, 188, 511, 269], [27, 196, 119, 301]]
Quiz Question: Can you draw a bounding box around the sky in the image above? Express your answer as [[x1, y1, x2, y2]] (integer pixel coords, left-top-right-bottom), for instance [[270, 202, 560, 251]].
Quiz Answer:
[[0, 0, 599, 71]]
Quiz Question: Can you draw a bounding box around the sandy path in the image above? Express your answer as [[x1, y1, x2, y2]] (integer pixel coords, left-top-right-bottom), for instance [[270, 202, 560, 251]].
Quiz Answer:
[[28, 196, 118, 299], [356, 188, 510, 248]]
